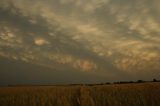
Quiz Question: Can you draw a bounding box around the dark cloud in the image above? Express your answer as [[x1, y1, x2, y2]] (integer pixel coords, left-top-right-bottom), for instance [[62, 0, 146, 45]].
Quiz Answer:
[[0, 0, 159, 85]]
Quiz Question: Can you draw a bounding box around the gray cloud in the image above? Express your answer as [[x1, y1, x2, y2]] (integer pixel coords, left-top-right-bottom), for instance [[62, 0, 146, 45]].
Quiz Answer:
[[0, 0, 160, 84]]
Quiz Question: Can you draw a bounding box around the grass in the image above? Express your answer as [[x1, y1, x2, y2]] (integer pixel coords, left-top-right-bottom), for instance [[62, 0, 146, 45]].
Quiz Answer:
[[0, 82, 160, 106]]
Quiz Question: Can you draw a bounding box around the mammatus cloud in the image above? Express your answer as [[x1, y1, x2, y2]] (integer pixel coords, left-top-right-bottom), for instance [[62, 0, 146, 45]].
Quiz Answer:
[[0, 0, 159, 80], [34, 38, 50, 46]]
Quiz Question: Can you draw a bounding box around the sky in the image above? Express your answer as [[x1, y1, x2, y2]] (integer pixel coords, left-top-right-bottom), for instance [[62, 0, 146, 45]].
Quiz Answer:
[[0, 0, 160, 85]]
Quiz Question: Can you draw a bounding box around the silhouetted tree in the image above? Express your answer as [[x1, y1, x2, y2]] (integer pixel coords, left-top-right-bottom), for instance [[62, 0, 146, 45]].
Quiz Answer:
[[137, 80, 143, 83], [153, 78, 157, 82], [105, 82, 111, 85]]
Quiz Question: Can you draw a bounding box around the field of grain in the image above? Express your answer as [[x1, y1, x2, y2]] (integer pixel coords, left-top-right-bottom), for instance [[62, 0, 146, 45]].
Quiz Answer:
[[0, 83, 160, 106]]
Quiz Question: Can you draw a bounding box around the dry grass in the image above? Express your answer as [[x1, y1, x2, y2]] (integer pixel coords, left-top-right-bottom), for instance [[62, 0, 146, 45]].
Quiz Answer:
[[0, 83, 160, 106]]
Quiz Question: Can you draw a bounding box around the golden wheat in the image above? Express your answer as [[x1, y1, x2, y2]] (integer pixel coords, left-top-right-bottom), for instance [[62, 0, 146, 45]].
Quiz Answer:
[[0, 83, 160, 106]]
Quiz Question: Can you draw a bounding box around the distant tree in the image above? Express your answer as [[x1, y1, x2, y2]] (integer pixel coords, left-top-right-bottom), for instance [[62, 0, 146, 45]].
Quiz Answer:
[[137, 80, 143, 83], [129, 81, 134, 83], [114, 82, 120, 84], [105, 82, 111, 85], [153, 78, 157, 82]]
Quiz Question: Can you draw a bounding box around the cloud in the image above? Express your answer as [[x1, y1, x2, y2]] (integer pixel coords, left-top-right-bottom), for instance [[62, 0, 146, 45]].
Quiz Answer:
[[59, 0, 110, 12], [0, 0, 159, 80], [34, 38, 49, 46], [73, 59, 97, 71], [48, 53, 97, 71]]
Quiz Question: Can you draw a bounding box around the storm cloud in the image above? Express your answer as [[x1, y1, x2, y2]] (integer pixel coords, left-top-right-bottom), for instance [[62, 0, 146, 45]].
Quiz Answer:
[[0, 0, 160, 84]]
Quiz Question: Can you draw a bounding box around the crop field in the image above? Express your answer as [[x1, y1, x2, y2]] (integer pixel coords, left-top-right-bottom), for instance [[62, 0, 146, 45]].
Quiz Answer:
[[0, 82, 160, 106]]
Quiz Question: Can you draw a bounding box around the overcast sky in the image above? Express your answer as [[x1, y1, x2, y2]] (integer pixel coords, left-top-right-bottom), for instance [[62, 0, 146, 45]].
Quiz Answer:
[[0, 0, 160, 85]]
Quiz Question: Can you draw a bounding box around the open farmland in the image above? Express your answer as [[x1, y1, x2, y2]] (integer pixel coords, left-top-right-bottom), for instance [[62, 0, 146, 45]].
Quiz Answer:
[[0, 82, 160, 106]]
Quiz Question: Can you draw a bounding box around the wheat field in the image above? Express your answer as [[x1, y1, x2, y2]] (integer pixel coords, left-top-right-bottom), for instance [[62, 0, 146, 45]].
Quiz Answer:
[[0, 83, 160, 106]]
